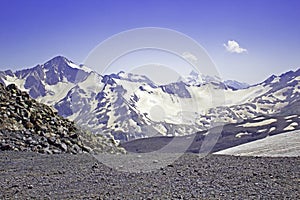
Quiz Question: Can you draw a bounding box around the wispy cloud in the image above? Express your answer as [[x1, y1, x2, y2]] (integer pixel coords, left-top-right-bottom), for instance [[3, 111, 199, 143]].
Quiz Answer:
[[224, 40, 247, 54], [182, 52, 198, 64]]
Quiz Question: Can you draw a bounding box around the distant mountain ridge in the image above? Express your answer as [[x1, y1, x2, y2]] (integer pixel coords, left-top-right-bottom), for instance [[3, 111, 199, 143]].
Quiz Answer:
[[0, 56, 299, 142], [224, 80, 250, 90], [0, 56, 90, 102]]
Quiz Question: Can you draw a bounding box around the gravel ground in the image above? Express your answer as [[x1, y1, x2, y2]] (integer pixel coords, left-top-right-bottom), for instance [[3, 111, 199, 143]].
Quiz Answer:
[[0, 151, 299, 199]]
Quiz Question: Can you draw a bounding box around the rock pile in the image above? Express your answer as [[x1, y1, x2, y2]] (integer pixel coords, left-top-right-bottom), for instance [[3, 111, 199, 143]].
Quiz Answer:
[[0, 83, 125, 154]]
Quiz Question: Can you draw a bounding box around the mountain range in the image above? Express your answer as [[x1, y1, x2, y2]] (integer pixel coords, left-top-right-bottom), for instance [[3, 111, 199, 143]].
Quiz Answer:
[[0, 56, 299, 144]]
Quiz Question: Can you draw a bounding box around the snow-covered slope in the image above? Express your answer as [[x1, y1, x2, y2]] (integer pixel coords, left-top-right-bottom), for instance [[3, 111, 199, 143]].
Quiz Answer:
[[1, 56, 299, 142], [0, 56, 90, 103], [224, 80, 250, 90], [214, 130, 300, 157], [121, 113, 300, 153]]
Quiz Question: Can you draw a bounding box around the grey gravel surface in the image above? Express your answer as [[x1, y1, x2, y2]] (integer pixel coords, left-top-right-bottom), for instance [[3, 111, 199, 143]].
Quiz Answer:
[[0, 151, 299, 199]]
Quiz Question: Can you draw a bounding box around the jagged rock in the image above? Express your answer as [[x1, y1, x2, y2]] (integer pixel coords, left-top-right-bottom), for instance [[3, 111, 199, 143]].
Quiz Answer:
[[59, 143, 68, 152], [52, 149, 62, 154], [70, 144, 82, 154], [0, 143, 11, 150]]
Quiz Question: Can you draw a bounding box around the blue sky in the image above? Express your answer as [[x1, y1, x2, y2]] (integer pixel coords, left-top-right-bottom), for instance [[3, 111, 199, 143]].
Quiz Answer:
[[0, 0, 299, 84]]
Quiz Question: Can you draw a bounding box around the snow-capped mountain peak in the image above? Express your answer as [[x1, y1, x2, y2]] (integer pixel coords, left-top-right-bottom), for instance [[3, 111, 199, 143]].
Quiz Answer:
[[0, 56, 91, 101], [182, 70, 204, 86], [0, 56, 299, 142], [181, 70, 224, 87], [224, 80, 250, 90]]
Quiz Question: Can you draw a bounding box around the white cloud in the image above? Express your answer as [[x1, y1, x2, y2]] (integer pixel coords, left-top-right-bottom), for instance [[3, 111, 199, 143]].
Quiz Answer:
[[182, 52, 198, 64], [224, 40, 247, 54]]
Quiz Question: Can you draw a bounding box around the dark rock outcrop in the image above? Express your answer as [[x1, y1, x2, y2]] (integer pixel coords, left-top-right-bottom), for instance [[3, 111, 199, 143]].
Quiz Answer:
[[0, 83, 125, 154]]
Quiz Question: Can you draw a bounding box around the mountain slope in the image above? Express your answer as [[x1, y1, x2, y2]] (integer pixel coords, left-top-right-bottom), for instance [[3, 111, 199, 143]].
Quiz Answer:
[[224, 80, 250, 90], [214, 129, 300, 157], [121, 113, 300, 153], [0, 56, 90, 103], [0, 56, 299, 142]]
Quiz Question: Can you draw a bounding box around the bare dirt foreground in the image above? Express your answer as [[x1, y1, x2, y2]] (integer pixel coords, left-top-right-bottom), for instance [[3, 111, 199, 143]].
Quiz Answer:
[[0, 151, 299, 199]]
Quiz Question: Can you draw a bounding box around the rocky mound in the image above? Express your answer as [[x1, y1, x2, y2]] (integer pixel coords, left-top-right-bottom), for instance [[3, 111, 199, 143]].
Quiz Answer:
[[0, 83, 125, 154]]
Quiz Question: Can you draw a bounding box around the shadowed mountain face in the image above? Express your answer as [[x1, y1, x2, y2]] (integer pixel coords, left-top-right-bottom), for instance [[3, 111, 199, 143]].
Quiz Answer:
[[0, 56, 299, 142], [120, 114, 300, 154]]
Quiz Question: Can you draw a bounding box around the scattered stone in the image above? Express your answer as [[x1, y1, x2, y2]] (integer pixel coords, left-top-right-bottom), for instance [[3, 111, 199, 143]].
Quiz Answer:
[[59, 143, 68, 152], [27, 185, 33, 189], [52, 149, 61, 154], [24, 122, 34, 129], [0, 153, 291, 199], [0, 83, 125, 155]]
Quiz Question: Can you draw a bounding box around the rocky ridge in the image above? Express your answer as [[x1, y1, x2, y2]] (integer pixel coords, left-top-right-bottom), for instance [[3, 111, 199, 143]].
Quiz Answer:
[[0, 83, 125, 154]]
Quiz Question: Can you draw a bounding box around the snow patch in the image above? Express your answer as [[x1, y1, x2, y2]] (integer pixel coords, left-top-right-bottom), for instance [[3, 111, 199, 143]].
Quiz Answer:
[[4, 76, 28, 92], [270, 77, 280, 84], [257, 129, 267, 133], [253, 116, 265, 121], [269, 127, 276, 133], [38, 82, 75, 105], [285, 115, 297, 120], [67, 61, 93, 73], [224, 85, 271, 106], [238, 119, 277, 128], [283, 122, 298, 131], [214, 130, 300, 157], [235, 132, 252, 138]]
